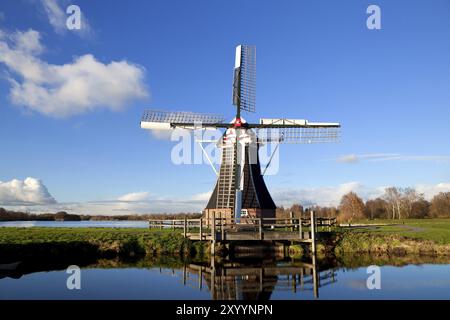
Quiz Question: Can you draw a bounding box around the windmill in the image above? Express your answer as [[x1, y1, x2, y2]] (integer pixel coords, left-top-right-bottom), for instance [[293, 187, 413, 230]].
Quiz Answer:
[[140, 45, 340, 223]]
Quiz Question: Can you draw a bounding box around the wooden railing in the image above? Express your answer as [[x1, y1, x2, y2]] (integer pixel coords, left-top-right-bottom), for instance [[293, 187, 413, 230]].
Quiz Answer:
[[148, 214, 337, 240]]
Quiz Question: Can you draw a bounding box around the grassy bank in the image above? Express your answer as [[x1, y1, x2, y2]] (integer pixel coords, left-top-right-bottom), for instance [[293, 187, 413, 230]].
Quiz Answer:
[[333, 231, 450, 256], [344, 218, 450, 244], [288, 219, 450, 257], [0, 227, 208, 262], [331, 219, 450, 256], [1, 220, 449, 262]]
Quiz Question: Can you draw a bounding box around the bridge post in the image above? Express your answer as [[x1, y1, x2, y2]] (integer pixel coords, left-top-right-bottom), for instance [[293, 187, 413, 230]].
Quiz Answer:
[[298, 216, 302, 239], [198, 267, 202, 290], [221, 215, 225, 241], [199, 218, 203, 241], [290, 211, 294, 232], [259, 217, 263, 240], [293, 270, 297, 293], [211, 212, 216, 256], [310, 210, 316, 254], [183, 216, 187, 237], [211, 257, 216, 300], [312, 251, 319, 298]]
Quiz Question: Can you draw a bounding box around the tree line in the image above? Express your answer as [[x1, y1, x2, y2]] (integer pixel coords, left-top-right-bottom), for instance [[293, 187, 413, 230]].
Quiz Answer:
[[2, 188, 449, 223], [276, 188, 450, 223], [0, 208, 202, 222]]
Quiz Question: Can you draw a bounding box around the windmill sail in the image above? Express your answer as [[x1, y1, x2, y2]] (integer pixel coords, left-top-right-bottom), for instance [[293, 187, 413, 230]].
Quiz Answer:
[[255, 127, 340, 144], [140, 109, 225, 130], [255, 118, 340, 144], [233, 45, 256, 113]]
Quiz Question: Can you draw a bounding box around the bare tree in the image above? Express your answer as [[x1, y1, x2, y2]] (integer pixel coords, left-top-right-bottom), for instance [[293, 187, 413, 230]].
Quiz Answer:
[[402, 188, 424, 218], [384, 187, 403, 219], [290, 204, 304, 218], [276, 204, 304, 219], [410, 199, 430, 218], [365, 198, 388, 219]]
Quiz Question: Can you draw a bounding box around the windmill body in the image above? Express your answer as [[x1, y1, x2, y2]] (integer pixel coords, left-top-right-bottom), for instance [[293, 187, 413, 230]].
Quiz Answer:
[[204, 117, 277, 223], [140, 45, 341, 224]]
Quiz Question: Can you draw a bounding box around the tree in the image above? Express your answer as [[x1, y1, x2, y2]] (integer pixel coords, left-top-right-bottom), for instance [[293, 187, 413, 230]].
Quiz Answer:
[[338, 192, 365, 223], [383, 187, 403, 219], [290, 204, 304, 218], [365, 198, 388, 219], [317, 206, 338, 218], [54, 211, 69, 221], [54, 211, 81, 221], [276, 206, 286, 218], [430, 192, 450, 218], [410, 199, 430, 218], [402, 188, 424, 218]]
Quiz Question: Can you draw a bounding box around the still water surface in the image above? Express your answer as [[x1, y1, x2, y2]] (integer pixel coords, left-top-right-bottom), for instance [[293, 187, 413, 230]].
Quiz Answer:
[[0, 221, 149, 228], [1, 221, 449, 299], [1, 258, 449, 300]]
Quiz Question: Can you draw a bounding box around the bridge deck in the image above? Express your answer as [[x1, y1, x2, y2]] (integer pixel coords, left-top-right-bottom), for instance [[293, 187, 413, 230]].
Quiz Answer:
[[186, 231, 313, 241], [148, 214, 336, 247]]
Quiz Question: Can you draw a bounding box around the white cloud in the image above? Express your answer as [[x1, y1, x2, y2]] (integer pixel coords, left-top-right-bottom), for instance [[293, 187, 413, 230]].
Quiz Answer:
[[41, 0, 92, 37], [38, 196, 207, 215], [191, 191, 212, 201], [3, 182, 449, 214], [0, 28, 148, 117], [272, 181, 450, 208], [10, 29, 44, 55], [336, 153, 401, 163], [336, 154, 359, 163], [2, 190, 210, 214], [272, 182, 382, 207], [0, 177, 57, 206], [42, 0, 66, 33], [335, 153, 450, 164], [371, 155, 450, 163], [415, 183, 450, 200], [117, 191, 150, 202]]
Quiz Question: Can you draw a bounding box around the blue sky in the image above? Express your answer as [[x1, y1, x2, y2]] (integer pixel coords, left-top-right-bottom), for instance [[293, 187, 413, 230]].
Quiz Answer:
[[0, 0, 449, 214]]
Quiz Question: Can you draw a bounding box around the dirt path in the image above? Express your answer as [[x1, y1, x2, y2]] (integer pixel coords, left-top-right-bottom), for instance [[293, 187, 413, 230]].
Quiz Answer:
[[397, 225, 425, 232]]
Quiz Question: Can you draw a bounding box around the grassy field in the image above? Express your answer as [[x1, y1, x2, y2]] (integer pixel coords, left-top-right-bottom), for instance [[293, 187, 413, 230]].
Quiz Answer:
[[0, 227, 206, 261], [1, 220, 449, 261], [346, 219, 450, 244], [0, 227, 178, 244]]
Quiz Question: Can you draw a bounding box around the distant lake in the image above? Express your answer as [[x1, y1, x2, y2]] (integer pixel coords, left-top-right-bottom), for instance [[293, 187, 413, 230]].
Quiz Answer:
[[0, 221, 149, 228]]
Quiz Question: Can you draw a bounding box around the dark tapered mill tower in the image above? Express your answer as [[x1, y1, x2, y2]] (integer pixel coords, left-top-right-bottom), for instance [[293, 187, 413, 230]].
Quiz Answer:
[[140, 45, 341, 224], [204, 121, 277, 221]]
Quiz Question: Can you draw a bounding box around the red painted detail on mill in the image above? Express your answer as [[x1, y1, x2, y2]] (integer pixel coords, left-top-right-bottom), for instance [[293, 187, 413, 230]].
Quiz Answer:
[[234, 118, 242, 127]]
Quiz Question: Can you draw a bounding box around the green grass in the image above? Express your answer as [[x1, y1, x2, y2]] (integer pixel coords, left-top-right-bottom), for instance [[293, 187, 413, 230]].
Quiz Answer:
[[0, 227, 179, 244], [345, 219, 450, 244], [0, 227, 199, 259]]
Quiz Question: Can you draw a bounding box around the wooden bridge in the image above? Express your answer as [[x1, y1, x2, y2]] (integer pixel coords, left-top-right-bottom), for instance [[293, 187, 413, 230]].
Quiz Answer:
[[149, 211, 336, 255]]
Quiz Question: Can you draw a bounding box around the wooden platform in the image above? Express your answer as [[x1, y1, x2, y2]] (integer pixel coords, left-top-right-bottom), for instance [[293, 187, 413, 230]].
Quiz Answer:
[[149, 212, 336, 255]]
